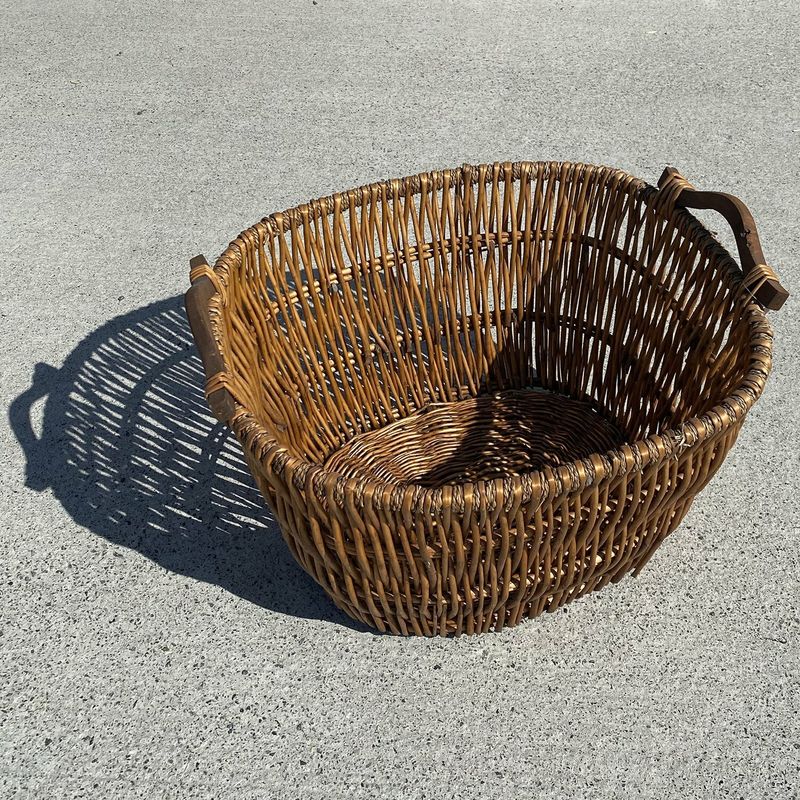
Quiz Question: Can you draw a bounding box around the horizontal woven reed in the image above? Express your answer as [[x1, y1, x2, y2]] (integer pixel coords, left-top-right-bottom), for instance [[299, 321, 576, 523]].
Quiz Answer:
[[324, 390, 625, 486], [196, 161, 774, 635]]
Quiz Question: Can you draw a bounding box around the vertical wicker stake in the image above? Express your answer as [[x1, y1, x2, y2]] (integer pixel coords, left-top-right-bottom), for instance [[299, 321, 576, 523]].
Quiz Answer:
[[186, 161, 786, 636]]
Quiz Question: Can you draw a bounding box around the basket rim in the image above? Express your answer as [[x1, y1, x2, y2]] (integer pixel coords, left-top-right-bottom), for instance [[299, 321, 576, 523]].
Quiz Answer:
[[205, 160, 774, 511]]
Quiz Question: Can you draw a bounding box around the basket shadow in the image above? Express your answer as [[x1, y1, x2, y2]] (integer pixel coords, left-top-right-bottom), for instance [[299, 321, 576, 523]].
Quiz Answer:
[[9, 295, 368, 632]]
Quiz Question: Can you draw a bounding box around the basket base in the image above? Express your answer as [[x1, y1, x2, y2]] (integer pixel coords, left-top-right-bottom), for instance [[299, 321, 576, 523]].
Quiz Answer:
[[324, 389, 625, 487]]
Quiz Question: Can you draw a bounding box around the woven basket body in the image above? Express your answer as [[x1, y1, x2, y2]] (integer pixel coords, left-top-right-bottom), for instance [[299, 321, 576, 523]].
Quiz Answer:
[[187, 162, 781, 635]]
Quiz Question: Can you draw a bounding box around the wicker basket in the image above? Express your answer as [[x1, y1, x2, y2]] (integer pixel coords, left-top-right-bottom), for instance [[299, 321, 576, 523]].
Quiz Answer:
[[186, 162, 787, 635]]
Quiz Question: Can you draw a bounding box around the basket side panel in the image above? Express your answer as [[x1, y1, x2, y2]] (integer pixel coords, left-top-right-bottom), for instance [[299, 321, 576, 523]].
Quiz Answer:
[[527, 174, 762, 444], [241, 416, 742, 635]]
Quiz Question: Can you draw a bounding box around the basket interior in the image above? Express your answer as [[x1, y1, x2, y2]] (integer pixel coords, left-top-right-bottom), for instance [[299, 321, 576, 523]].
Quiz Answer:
[[323, 389, 625, 486], [214, 161, 754, 482]]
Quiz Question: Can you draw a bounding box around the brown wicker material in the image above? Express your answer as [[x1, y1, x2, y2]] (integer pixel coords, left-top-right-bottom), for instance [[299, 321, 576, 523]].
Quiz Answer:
[[185, 161, 787, 636]]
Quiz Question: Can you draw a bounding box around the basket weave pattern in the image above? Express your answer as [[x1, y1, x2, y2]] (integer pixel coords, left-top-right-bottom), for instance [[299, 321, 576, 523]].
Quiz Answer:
[[191, 162, 775, 635]]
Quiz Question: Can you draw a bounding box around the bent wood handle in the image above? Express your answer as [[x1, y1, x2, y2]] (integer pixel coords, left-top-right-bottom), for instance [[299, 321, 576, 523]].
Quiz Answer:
[[658, 167, 788, 310], [185, 255, 237, 424]]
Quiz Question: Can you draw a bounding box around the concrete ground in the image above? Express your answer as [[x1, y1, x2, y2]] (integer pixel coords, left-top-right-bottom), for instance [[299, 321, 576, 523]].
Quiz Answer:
[[2, 1, 798, 797]]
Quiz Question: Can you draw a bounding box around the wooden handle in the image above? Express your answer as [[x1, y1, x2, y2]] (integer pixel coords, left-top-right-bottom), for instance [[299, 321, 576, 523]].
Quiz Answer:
[[184, 255, 237, 424], [658, 167, 788, 310]]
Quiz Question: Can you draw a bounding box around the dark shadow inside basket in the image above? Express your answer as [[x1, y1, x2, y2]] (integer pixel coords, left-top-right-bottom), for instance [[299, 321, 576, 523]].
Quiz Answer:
[[311, 253, 747, 490]]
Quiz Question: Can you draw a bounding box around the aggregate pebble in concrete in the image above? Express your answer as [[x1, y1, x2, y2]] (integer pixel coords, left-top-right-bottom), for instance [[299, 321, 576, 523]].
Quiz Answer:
[[1, 1, 798, 798]]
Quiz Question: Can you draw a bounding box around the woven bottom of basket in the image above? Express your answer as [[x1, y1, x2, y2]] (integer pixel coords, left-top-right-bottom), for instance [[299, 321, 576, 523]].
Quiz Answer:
[[323, 389, 625, 487]]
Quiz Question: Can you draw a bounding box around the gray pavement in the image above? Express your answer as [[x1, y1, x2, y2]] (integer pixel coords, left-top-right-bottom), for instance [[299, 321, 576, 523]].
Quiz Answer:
[[2, 1, 798, 797]]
